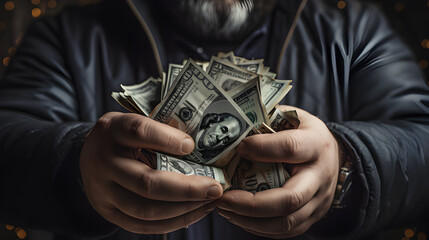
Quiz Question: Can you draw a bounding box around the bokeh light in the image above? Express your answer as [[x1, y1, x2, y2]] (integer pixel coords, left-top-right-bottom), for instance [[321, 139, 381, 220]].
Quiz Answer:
[[418, 232, 428, 240], [4, 1, 15, 11], [15, 227, 27, 239], [48, 0, 57, 9], [419, 59, 429, 69], [405, 228, 415, 238], [2, 57, 11, 66], [31, 7, 42, 18], [395, 2, 405, 12], [337, 0, 346, 10]]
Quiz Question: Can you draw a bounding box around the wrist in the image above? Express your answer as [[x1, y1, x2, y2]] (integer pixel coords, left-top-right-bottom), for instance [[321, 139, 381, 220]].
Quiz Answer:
[[330, 130, 354, 209]]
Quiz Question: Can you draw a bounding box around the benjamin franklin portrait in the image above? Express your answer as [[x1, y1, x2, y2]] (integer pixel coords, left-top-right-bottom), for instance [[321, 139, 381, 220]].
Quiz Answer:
[[195, 113, 243, 160]]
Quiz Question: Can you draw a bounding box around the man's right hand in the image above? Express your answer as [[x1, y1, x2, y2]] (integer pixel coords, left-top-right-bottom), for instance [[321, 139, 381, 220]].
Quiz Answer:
[[79, 112, 223, 234]]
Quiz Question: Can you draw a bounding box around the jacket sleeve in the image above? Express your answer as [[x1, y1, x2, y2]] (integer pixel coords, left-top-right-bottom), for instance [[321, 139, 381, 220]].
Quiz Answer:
[[0, 17, 115, 238], [308, 3, 429, 239]]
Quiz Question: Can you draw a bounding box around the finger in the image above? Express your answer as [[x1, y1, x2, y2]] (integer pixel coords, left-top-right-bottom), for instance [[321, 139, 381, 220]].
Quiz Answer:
[[110, 157, 223, 201], [217, 169, 319, 217], [275, 105, 313, 128], [236, 107, 326, 163], [105, 202, 215, 234], [100, 112, 195, 155], [217, 197, 320, 234], [110, 182, 212, 221], [236, 130, 317, 163]]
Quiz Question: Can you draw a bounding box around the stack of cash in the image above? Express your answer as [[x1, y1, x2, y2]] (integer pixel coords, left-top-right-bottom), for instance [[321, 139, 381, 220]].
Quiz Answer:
[[112, 52, 300, 193]]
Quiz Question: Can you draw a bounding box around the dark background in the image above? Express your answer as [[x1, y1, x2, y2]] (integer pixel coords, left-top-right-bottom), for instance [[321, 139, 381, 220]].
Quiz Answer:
[[0, 0, 428, 239]]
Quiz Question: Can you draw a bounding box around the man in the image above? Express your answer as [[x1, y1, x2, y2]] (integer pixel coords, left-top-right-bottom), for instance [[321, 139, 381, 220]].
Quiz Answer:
[[195, 112, 242, 161], [0, 0, 428, 240]]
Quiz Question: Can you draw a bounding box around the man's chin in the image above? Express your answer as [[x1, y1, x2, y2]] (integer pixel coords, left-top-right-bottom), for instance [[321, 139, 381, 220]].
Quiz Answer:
[[155, 0, 277, 42]]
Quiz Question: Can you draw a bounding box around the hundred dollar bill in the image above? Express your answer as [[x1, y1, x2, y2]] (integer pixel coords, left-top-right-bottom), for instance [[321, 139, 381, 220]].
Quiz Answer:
[[111, 92, 143, 114], [162, 64, 183, 99], [182, 59, 209, 71], [253, 122, 276, 134], [228, 77, 269, 127], [260, 76, 292, 113], [121, 77, 161, 93], [198, 62, 210, 72], [236, 59, 264, 74], [265, 71, 277, 79], [156, 152, 231, 191], [226, 153, 241, 181], [121, 78, 161, 116], [269, 108, 300, 131], [228, 122, 289, 192], [111, 77, 161, 116], [234, 56, 247, 64], [217, 51, 236, 64], [151, 59, 253, 165], [206, 57, 259, 92], [246, 122, 275, 138], [231, 160, 290, 193]]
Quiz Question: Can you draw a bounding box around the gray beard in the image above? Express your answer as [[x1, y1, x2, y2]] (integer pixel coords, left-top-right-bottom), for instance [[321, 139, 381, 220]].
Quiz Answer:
[[158, 0, 276, 41], [183, 0, 254, 40]]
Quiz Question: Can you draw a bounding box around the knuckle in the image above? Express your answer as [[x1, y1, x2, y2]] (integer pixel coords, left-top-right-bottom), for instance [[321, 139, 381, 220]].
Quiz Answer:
[[282, 135, 299, 157], [256, 137, 265, 156], [130, 118, 148, 139], [95, 115, 113, 132], [186, 184, 193, 200], [246, 135, 264, 158], [138, 170, 154, 197], [184, 181, 196, 200], [287, 191, 305, 211], [165, 130, 176, 149], [282, 215, 296, 232]]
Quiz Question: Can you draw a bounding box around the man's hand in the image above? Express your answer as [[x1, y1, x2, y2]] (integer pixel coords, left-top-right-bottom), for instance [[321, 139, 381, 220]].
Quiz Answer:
[[80, 112, 223, 234], [217, 106, 342, 239]]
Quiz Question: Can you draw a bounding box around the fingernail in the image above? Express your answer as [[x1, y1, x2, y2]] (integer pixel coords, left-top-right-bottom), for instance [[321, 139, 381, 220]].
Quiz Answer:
[[236, 142, 246, 155], [181, 138, 194, 154], [206, 186, 222, 199]]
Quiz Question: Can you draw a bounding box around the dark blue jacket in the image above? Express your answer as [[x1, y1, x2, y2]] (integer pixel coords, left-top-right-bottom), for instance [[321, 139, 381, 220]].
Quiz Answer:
[[1, 0, 428, 239]]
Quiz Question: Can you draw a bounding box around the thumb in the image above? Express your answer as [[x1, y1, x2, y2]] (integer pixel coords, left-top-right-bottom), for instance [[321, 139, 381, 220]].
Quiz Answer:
[[236, 130, 316, 163], [101, 112, 195, 155]]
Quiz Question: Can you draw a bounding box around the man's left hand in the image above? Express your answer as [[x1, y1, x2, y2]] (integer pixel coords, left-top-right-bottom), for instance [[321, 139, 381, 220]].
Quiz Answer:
[[217, 106, 343, 239]]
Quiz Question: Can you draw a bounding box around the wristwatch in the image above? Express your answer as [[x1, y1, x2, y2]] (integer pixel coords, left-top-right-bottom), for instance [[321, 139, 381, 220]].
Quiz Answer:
[[330, 129, 356, 209], [331, 160, 353, 209]]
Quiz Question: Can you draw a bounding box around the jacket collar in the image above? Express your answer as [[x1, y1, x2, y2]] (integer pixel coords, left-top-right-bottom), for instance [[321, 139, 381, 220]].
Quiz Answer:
[[126, 0, 307, 77], [126, 0, 167, 78]]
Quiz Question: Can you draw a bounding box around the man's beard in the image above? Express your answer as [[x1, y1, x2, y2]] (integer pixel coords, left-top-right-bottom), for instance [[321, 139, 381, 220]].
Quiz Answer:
[[156, 0, 277, 42]]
